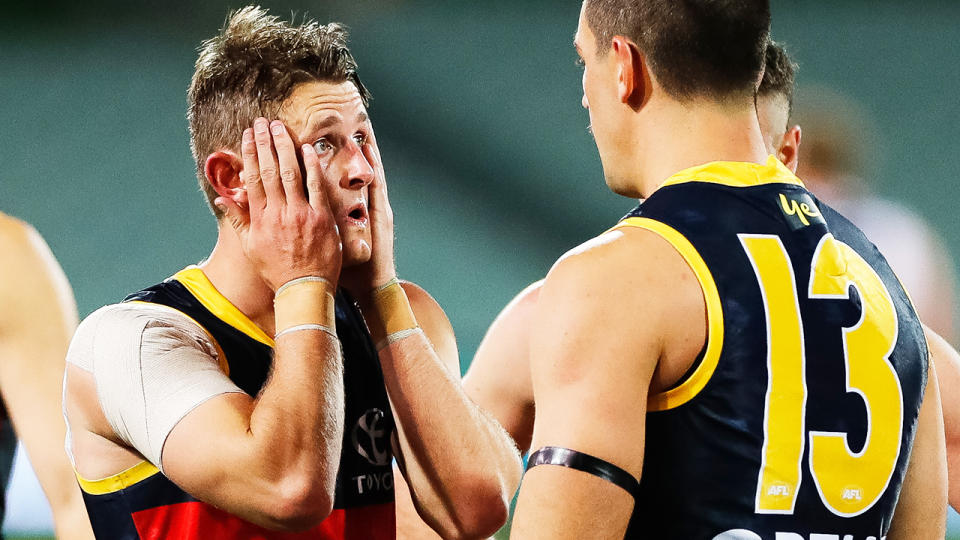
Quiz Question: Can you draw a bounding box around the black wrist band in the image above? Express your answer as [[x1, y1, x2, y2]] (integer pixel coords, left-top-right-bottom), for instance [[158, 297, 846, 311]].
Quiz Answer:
[[526, 446, 639, 498]]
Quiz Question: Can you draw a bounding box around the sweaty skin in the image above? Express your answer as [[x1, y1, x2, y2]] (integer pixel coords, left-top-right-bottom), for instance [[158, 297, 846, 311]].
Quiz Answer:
[[0, 213, 94, 540]]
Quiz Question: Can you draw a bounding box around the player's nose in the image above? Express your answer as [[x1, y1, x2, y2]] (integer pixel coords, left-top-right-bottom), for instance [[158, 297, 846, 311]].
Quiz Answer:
[[340, 142, 374, 189]]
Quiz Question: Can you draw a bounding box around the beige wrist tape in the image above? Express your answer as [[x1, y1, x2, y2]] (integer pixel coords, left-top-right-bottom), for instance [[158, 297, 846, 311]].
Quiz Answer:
[[365, 279, 418, 345], [274, 277, 336, 338]]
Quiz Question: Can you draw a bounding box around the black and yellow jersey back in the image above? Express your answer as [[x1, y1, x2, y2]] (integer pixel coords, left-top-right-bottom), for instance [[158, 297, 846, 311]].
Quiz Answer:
[[79, 267, 396, 540], [615, 159, 927, 540]]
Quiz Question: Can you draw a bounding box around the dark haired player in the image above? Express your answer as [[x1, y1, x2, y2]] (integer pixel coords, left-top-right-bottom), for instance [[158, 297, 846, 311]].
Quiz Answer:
[[63, 7, 520, 540], [508, 1, 946, 538]]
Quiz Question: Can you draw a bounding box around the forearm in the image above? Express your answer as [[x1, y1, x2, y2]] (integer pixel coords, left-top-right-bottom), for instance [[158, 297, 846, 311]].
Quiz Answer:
[[51, 495, 96, 540], [248, 331, 344, 490], [223, 282, 346, 525], [380, 334, 520, 538]]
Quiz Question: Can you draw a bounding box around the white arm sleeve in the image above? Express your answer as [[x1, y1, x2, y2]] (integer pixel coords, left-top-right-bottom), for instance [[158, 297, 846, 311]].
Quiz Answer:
[[65, 302, 244, 471]]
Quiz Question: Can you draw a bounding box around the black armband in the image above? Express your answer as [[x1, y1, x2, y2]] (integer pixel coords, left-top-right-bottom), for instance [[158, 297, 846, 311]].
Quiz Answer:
[[526, 446, 639, 497]]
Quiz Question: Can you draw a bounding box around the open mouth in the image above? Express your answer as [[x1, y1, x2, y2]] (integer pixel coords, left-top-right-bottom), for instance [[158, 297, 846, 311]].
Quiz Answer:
[[345, 203, 368, 225]]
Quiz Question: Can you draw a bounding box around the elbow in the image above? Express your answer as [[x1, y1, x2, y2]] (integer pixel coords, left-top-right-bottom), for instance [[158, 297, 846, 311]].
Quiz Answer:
[[438, 477, 512, 540], [264, 474, 335, 532]]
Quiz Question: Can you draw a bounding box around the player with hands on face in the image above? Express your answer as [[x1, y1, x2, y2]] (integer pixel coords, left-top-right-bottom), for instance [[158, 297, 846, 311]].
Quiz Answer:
[[63, 8, 520, 540]]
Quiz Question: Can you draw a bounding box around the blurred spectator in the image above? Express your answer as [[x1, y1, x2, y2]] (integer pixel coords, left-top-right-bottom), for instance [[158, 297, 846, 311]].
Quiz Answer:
[[794, 87, 958, 343]]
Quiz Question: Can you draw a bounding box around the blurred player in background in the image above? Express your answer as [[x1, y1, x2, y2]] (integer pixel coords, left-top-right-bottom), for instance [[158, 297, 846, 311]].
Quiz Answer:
[[505, 0, 945, 537], [0, 213, 93, 539], [62, 7, 519, 540], [791, 88, 958, 344]]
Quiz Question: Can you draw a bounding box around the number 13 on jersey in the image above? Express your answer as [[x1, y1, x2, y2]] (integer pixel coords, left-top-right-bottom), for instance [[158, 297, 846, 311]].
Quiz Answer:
[[739, 233, 903, 517]]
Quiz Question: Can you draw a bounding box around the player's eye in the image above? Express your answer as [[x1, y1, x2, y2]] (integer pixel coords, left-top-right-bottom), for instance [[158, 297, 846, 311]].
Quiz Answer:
[[353, 133, 368, 147], [313, 138, 332, 154]]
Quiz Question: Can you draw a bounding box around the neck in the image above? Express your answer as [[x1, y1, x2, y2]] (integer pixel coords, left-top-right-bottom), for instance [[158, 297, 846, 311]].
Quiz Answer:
[[623, 97, 769, 198], [199, 223, 277, 336]]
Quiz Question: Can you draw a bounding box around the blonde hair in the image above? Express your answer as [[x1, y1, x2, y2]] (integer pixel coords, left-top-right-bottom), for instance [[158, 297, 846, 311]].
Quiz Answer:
[[187, 6, 370, 217]]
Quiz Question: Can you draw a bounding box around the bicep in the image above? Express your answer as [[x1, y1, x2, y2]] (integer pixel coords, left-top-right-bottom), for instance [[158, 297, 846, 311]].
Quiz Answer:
[[512, 249, 664, 539], [79, 308, 246, 476], [101, 317, 264, 508], [463, 286, 539, 451]]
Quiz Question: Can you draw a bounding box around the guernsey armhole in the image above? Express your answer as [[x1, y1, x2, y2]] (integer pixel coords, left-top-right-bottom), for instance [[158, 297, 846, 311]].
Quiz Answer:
[[76, 460, 161, 495], [614, 217, 725, 411]]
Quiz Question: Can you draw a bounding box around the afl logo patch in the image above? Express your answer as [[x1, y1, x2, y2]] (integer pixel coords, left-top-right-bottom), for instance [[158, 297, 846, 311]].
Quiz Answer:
[[351, 408, 391, 466]]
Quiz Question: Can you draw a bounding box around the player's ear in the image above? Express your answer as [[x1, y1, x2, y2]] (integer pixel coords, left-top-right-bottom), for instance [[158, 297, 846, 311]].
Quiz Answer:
[[777, 125, 802, 174], [612, 36, 645, 109], [205, 151, 247, 205]]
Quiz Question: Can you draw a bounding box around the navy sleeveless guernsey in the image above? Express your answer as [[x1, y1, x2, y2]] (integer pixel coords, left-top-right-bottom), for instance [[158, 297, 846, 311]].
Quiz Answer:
[[78, 267, 396, 540], [613, 159, 927, 540]]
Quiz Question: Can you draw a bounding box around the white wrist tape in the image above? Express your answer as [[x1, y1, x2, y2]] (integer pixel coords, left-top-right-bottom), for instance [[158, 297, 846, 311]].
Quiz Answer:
[[375, 327, 423, 352]]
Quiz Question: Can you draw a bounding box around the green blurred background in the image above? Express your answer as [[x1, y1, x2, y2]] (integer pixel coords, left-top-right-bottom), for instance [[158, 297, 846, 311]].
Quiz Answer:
[[1, 0, 958, 537]]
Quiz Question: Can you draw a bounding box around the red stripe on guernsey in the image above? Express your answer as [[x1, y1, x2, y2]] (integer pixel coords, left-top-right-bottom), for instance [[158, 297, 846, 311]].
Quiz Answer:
[[131, 501, 395, 540]]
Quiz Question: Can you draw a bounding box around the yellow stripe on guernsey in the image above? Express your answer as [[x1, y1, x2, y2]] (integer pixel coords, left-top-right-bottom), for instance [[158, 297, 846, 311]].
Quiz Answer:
[[612, 217, 724, 411], [174, 266, 276, 348], [76, 461, 160, 495], [610, 157, 803, 409], [658, 155, 804, 190]]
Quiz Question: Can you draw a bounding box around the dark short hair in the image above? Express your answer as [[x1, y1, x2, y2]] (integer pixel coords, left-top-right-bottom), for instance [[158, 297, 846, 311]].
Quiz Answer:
[[759, 40, 798, 115], [188, 6, 370, 218], [583, 0, 770, 102]]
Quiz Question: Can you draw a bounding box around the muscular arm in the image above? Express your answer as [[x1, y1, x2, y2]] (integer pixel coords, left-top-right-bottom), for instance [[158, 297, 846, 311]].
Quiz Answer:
[[463, 281, 541, 453], [160, 319, 344, 530], [374, 282, 522, 540], [0, 217, 93, 540], [394, 281, 540, 539], [922, 324, 960, 511], [67, 119, 347, 531], [510, 229, 704, 539], [888, 354, 948, 538]]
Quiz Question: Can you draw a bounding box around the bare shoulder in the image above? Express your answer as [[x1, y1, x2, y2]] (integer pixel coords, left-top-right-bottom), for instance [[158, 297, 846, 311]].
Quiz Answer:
[[466, 280, 543, 377], [0, 212, 37, 259], [399, 281, 459, 375], [0, 213, 63, 281], [541, 226, 694, 309], [533, 227, 704, 380], [0, 214, 76, 328], [499, 280, 544, 323]]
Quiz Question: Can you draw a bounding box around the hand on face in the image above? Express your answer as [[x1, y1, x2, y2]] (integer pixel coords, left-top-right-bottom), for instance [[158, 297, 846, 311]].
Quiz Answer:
[[215, 117, 342, 291], [339, 129, 397, 300]]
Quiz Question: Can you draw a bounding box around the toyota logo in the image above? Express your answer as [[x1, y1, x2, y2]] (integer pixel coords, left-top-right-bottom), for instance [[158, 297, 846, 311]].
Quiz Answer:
[[351, 408, 391, 466]]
